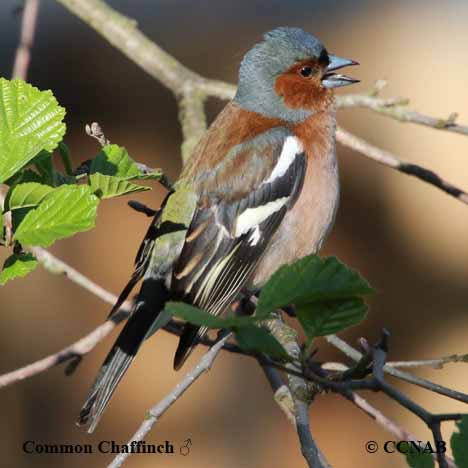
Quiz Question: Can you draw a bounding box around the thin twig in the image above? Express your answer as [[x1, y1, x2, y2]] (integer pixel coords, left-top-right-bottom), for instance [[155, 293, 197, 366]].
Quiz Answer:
[[326, 334, 468, 404], [12, 0, 40, 80], [348, 392, 457, 468], [29, 246, 122, 305], [337, 89, 468, 137], [336, 126, 468, 205], [107, 333, 231, 468], [0, 308, 129, 388], [387, 353, 468, 370], [0, 304, 244, 389], [324, 352, 468, 371]]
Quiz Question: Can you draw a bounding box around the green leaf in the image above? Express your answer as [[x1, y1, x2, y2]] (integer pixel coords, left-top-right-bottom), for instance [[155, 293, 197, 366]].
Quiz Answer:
[[0, 253, 38, 285], [14, 184, 99, 247], [7, 182, 54, 210], [235, 325, 290, 360], [0, 78, 66, 182], [297, 298, 367, 340], [90, 144, 141, 179], [405, 451, 434, 468], [451, 415, 468, 467], [166, 301, 259, 328], [256, 255, 373, 318], [88, 145, 156, 197], [166, 302, 288, 360], [89, 173, 150, 199]]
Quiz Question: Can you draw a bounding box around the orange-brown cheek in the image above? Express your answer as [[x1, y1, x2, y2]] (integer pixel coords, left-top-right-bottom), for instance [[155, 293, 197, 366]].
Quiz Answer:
[[274, 75, 328, 110]]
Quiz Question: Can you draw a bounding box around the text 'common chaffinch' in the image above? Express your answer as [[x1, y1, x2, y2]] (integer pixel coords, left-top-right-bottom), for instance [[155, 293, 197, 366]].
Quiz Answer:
[[78, 27, 359, 432]]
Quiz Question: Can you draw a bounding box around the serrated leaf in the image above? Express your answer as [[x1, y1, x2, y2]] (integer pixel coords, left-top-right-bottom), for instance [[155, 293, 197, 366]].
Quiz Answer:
[[7, 182, 54, 210], [256, 255, 373, 318], [405, 451, 434, 468], [235, 325, 290, 360], [0, 78, 66, 182], [451, 415, 468, 467], [4, 170, 51, 212], [0, 253, 38, 285], [14, 184, 99, 247], [166, 301, 258, 328], [90, 144, 141, 179], [89, 173, 150, 199], [297, 298, 367, 340]]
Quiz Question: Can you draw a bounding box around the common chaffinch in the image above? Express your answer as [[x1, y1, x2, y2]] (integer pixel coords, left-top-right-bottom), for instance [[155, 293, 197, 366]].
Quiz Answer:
[[78, 26, 358, 432]]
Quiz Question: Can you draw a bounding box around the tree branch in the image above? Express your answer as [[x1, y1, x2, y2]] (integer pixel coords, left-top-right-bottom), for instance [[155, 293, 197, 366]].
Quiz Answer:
[[325, 334, 468, 404], [387, 353, 468, 370], [265, 312, 328, 468], [12, 0, 40, 80], [0, 308, 129, 388], [324, 352, 468, 371], [337, 126, 468, 204], [348, 392, 456, 468], [107, 333, 231, 468], [337, 83, 468, 137], [178, 83, 207, 163], [29, 246, 124, 305], [55, 0, 234, 150], [300, 331, 461, 468]]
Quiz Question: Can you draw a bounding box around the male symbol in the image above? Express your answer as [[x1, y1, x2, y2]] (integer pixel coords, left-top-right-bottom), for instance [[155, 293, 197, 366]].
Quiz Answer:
[[180, 438, 192, 456]]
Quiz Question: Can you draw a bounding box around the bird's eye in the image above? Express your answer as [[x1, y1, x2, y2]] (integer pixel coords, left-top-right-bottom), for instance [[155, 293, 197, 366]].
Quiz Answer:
[[299, 66, 313, 78]]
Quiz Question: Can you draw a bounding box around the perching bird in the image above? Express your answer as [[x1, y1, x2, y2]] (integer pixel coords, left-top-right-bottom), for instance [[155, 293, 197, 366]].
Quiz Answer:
[[78, 27, 358, 432]]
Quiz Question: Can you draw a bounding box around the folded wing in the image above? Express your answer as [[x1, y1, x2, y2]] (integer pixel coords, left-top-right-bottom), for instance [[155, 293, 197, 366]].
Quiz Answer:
[[172, 128, 307, 368]]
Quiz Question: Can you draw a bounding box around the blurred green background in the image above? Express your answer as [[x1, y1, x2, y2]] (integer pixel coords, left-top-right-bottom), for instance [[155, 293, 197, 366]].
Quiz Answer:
[[1, 1, 468, 467]]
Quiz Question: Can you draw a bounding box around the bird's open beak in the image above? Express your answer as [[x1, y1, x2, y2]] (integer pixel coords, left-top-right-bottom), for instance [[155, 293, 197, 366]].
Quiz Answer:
[[322, 55, 359, 88]]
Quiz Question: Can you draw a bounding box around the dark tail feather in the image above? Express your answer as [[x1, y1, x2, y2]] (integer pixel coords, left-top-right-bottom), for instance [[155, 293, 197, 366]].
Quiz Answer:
[[78, 347, 133, 433], [173, 324, 207, 370], [77, 279, 168, 433]]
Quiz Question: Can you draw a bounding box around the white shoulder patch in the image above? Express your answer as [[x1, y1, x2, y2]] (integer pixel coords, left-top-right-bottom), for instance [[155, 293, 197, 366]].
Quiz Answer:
[[264, 135, 303, 185], [235, 197, 289, 238]]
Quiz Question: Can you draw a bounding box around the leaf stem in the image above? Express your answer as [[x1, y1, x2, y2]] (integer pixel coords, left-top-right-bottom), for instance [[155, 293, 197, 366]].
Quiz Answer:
[[58, 142, 73, 175]]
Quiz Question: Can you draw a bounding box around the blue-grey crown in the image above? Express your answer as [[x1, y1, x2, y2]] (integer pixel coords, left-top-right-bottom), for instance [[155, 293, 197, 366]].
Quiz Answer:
[[234, 27, 326, 122]]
